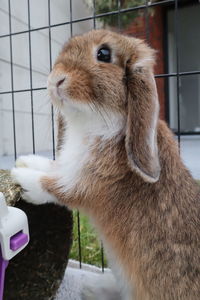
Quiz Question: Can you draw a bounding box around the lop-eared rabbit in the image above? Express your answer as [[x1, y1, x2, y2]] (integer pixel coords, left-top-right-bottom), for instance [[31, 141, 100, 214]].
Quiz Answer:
[[12, 30, 200, 300]]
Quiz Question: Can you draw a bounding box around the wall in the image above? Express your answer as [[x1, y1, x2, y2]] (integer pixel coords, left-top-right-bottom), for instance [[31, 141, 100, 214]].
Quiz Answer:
[[167, 4, 200, 132], [124, 6, 166, 120], [0, 0, 93, 157]]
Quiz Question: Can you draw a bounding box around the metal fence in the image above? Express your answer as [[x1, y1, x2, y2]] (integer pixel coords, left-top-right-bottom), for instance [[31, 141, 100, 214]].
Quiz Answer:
[[0, 0, 200, 270]]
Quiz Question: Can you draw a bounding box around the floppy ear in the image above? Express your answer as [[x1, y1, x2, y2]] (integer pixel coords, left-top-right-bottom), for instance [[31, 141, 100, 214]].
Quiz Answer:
[[125, 53, 160, 183]]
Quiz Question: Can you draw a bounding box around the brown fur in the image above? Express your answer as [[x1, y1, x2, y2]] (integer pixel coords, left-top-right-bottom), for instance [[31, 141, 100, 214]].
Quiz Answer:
[[56, 113, 66, 154], [42, 30, 200, 299]]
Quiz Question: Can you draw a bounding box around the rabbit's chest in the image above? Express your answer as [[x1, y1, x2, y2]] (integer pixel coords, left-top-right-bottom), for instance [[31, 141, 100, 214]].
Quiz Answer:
[[56, 111, 125, 192], [57, 127, 92, 191]]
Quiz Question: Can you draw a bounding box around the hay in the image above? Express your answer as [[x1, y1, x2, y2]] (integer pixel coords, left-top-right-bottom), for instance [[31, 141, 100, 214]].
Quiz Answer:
[[0, 169, 21, 206]]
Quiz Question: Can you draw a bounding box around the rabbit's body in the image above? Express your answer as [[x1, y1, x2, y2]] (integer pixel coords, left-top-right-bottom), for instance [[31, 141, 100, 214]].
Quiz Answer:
[[12, 30, 200, 299], [54, 118, 200, 300]]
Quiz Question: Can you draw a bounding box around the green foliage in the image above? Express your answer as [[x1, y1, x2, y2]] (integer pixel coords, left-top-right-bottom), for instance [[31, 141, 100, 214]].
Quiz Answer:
[[86, 0, 146, 28], [70, 211, 107, 267]]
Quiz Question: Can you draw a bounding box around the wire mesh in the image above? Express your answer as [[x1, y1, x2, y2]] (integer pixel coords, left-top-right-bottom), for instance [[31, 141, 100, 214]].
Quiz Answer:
[[0, 0, 200, 271]]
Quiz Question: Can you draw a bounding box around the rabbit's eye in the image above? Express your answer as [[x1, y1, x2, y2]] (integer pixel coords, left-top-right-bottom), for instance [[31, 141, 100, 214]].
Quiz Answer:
[[97, 47, 111, 63]]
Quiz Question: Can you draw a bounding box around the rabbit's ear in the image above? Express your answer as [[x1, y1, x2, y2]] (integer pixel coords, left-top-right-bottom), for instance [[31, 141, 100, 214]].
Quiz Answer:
[[125, 58, 160, 183]]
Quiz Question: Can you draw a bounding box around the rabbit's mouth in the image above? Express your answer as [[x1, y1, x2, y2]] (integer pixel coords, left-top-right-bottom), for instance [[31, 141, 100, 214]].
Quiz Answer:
[[47, 78, 92, 116], [47, 72, 94, 116]]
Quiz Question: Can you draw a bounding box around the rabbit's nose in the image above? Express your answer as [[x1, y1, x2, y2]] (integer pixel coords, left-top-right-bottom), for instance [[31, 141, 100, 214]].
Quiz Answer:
[[56, 77, 66, 88], [47, 72, 67, 88]]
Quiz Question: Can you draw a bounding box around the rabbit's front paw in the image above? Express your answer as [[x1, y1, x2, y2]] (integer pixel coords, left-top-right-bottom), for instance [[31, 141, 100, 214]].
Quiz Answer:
[[16, 154, 54, 172], [11, 167, 56, 205]]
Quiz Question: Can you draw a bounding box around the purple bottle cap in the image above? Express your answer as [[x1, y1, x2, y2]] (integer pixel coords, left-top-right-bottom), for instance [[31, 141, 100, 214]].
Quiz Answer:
[[10, 231, 29, 251]]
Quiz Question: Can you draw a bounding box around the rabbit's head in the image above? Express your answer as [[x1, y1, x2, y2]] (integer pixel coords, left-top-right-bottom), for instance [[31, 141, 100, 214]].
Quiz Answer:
[[48, 30, 160, 183]]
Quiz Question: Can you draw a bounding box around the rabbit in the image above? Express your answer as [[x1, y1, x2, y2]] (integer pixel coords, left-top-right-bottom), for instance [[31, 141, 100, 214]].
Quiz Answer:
[[11, 29, 200, 300]]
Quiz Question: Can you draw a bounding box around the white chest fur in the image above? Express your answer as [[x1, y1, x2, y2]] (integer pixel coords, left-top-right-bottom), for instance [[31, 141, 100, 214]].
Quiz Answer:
[[57, 114, 91, 191], [56, 109, 125, 192]]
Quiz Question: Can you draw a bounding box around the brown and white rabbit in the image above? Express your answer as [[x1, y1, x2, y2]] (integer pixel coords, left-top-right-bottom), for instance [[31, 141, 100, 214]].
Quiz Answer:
[[11, 30, 200, 300]]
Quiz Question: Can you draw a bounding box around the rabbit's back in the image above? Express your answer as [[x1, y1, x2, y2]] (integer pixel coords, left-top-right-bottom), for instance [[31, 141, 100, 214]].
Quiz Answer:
[[82, 120, 200, 300]]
